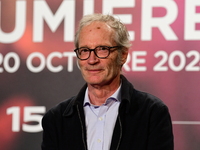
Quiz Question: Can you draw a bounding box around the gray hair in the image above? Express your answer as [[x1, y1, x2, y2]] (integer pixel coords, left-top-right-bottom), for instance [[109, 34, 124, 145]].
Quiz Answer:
[[74, 14, 131, 50]]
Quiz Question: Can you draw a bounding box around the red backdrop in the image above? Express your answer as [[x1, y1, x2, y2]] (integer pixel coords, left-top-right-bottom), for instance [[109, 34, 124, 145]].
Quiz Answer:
[[0, 0, 200, 149]]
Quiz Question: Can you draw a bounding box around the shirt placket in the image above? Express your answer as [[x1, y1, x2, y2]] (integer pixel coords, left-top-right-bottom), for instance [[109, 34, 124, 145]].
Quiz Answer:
[[94, 105, 108, 150]]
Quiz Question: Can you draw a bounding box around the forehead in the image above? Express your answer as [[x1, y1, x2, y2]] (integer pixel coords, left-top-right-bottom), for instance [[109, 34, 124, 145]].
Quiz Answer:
[[79, 21, 115, 46], [82, 21, 112, 31]]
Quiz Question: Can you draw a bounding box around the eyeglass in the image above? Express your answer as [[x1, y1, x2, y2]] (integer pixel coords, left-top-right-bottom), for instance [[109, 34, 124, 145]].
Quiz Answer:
[[74, 46, 121, 60]]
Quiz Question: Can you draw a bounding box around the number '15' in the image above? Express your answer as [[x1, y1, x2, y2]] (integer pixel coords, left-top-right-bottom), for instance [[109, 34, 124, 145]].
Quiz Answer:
[[6, 106, 46, 133]]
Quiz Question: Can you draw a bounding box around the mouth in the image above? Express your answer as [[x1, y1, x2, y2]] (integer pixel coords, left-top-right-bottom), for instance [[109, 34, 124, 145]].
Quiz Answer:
[[86, 68, 103, 73]]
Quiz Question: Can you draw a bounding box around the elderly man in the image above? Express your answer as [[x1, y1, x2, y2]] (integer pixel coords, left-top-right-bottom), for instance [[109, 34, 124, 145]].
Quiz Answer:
[[41, 14, 174, 150]]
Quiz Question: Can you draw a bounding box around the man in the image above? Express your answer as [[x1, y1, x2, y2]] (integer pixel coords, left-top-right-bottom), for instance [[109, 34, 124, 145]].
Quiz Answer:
[[41, 14, 174, 150]]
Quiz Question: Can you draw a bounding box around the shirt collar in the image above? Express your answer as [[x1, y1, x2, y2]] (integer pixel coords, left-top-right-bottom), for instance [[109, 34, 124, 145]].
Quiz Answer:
[[83, 83, 121, 107]]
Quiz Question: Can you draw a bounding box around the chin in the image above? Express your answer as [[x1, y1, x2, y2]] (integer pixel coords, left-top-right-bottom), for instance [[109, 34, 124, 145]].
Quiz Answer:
[[84, 76, 104, 85]]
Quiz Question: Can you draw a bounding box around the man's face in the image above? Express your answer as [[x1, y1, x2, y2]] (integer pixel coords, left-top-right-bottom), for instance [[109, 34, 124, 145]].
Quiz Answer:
[[77, 21, 127, 86]]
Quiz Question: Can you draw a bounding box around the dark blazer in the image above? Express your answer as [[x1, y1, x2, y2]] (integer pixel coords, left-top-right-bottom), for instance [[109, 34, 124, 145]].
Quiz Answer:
[[41, 75, 174, 150]]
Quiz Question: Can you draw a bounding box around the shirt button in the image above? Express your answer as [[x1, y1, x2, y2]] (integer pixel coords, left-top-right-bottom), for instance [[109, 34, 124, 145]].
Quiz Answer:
[[99, 117, 103, 121], [97, 139, 101, 143]]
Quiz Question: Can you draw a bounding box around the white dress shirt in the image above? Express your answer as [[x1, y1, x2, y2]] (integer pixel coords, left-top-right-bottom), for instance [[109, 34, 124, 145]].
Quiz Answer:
[[83, 85, 121, 150]]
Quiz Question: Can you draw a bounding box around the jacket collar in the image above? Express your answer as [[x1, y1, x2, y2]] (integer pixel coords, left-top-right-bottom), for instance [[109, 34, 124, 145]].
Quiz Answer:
[[63, 75, 135, 116], [63, 83, 87, 116], [119, 75, 136, 113]]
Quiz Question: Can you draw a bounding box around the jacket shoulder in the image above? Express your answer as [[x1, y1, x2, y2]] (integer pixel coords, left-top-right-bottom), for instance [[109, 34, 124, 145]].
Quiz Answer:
[[135, 90, 167, 109], [43, 96, 76, 119]]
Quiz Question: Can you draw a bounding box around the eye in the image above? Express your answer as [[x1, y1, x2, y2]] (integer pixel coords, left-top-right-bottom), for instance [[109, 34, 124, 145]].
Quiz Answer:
[[79, 48, 89, 54], [97, 46, 109, 51]]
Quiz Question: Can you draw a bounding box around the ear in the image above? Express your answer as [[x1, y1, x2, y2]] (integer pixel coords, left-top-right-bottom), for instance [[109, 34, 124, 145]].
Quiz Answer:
[[121, 47, 128, 65]]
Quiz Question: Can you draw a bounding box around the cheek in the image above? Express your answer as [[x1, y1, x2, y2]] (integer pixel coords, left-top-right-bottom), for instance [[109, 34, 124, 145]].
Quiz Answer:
[[116, 53, 123, 65], [78, 60, 85, 67], [76, 60, 81, 69], [77, 61, 86, 74], [107, 58, 121, 73]]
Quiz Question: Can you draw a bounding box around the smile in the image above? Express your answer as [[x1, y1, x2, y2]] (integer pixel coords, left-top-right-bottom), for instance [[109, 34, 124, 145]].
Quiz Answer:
[[86, 68, 103, 73]]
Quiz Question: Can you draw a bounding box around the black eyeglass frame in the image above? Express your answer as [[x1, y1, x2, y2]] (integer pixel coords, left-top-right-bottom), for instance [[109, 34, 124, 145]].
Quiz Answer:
[[74, 46, 121, 60]]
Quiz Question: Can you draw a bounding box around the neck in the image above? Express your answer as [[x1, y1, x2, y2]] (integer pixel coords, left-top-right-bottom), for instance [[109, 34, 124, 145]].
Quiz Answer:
[[87, 76, 121, 106]]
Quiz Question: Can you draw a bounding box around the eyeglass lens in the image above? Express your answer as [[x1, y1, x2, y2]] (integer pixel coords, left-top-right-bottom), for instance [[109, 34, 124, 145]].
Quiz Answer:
[[77, 46, 110, 60]]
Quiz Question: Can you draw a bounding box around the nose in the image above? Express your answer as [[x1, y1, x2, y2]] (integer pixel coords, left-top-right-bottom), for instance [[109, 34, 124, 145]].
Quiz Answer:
[[87, 51, 99, 64]]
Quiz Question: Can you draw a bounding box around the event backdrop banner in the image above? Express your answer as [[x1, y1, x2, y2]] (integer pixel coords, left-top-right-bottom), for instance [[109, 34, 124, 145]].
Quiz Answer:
[[0, 0, 200, 149]]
